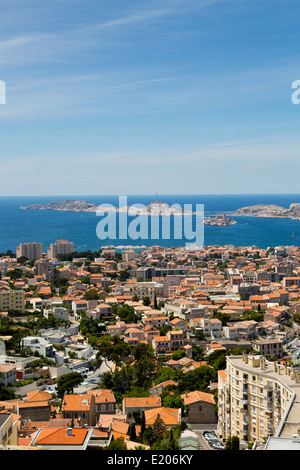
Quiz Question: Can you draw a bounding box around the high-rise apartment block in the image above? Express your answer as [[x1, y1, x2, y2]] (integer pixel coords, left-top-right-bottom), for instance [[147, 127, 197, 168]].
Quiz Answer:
[[16, 242, 43, 261], [218, 353, 300, 448], [47, 239, 75, 259]]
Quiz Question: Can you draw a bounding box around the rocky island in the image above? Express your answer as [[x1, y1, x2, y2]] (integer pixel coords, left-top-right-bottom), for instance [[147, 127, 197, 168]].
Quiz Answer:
[[204, 214, 237, 226], [236, 203, 300, 220], [20, 200, 99, 212], [19, 200, 194, 216]]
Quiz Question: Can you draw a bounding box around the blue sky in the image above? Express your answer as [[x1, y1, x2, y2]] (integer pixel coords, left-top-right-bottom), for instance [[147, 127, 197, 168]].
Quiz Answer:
[[0, 0, 300, 195]]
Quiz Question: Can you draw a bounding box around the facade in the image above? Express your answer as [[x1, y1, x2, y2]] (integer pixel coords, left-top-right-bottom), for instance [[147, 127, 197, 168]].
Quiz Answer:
[[252, 339, 283, 359], [35, 258, 55, 282], [0, 290, 25, 313], [86, 303, 113, 321], [17, 391, 52, 422], [130, 282, 168, 301], [0, 257, 17, 275], [21, 336, 57, 360], [0, 364, 17, 387], [47, 239, 75, 259], [181, 390, 217, 424], [62, 393, 96, 426], [0, 413, 18, 446], [218, 353, 300, 447], [16, 242, 43, 261], [87, 389, 117, 421]]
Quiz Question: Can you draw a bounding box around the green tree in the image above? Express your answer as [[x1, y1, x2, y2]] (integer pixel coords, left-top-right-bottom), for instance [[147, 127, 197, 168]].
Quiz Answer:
[[56, 372, 84, 398], [140, 411, 146, 438], [152, 414, 166, 440], [143, 296, 151, 306], [83, 288, 100, 300], [225, 435, 240, 450], [143, 425, 155, 446], [118, 269, 130, 282], [105, 436, 127, 450], [132, 343, 154, 361], [129, 423, 137, 441]]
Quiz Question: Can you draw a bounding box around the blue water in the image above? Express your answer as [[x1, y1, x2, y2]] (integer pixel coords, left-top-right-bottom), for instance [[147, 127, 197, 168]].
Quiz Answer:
[[0, 194, 299, 253]]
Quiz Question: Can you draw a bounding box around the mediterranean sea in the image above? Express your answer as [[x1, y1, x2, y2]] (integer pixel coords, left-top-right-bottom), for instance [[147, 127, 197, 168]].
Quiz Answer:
[[0, 194, 300, 253]]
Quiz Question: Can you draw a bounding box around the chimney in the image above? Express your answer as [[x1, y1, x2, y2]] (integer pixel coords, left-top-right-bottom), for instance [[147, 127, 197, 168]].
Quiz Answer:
[[260, 357, 265, 369], [66, 428, 73, 437]]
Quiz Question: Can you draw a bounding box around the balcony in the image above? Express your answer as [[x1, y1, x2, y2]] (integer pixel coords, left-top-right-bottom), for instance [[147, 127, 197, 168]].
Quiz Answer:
[[240, 407, 248, 413], [240, 397, 249, 405]]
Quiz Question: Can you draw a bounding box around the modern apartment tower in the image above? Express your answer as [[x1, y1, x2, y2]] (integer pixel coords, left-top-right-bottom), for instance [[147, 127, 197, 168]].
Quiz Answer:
[[218, 353, 300, 448], [16, 242, 43, 261], [47, 239, 75, 259]]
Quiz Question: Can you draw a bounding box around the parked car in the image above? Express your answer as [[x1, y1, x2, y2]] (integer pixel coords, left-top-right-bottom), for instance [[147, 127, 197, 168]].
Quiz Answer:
[[203, 431, 218, 441], [203, 432, 218, 441], [210, 441, 225, 450]]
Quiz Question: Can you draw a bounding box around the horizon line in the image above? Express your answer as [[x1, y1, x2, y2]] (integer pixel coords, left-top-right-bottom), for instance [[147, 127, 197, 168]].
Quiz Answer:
[[1, 193, 300, 198]]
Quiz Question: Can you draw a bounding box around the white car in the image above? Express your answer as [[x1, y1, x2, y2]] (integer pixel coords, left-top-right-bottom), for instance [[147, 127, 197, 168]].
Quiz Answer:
[[203, 432, 218, 441], [210, 441, 225, 450]]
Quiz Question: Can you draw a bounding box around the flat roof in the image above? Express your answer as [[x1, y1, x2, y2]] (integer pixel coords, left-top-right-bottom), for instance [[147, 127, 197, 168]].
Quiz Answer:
[[264, 436, 300, 450]]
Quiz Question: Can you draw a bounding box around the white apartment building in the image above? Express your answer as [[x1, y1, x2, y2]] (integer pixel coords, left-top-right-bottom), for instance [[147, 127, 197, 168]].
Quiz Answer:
[[21, 336, 57, 360], [218, 354, 300, 448], [162, 301, 208, 320]]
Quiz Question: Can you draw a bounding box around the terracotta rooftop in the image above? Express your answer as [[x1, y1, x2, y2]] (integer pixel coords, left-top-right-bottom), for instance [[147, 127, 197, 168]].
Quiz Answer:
[[33, 427, 88, 446]]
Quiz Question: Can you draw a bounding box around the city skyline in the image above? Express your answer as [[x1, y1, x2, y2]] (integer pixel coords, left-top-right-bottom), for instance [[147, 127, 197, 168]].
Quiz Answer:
[[0, 0, 299, 195]]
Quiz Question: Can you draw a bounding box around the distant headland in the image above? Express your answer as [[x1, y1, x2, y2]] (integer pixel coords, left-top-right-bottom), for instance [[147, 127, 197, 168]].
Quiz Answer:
[[236, 203, 300, 220]]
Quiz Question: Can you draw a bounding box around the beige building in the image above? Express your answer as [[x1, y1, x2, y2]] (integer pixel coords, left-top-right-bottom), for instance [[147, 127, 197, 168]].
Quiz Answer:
[[0, 413, 18, 447], [0, 364, 16, 387], [218, 354, 300, 447], [252, 339, 283, 359], [47, 239, 75, 259], [0, 290, 25, 312], [0, 257, 17, 274], [16, 242, 43, 261], [130, 282, 168, 301], [181, 390, 217, 424], [62, 393, 96, 426]]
